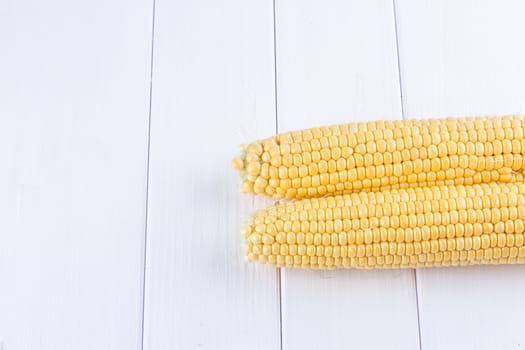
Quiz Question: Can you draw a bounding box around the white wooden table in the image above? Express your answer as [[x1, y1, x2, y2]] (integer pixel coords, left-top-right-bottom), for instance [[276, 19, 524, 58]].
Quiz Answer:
[[3, 0, 525, 349]]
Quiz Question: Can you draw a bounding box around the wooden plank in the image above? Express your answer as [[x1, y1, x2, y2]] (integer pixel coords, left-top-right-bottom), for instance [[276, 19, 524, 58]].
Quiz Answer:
[[395, 0, 525, 348], [0, 0, 153, 349], [141, 0, 280, 349], [275, 1, 420, 349], [276, 0, 405, 131], [396, 0, 525, 118], [416, 265, 525, 349]]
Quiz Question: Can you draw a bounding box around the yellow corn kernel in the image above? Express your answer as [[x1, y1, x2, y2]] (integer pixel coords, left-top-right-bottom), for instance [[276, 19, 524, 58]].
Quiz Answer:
[[244, 182, 525, 269]]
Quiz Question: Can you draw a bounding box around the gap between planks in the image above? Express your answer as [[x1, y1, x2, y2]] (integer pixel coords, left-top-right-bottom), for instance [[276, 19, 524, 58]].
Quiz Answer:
[[139, 0, 157, 349], [392, 1, 423, 349], [272, 0, 284, 350]]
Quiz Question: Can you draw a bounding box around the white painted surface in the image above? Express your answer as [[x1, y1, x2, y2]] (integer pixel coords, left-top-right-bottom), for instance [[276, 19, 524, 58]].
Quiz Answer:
[[396, 0, 525, 117], [396, 0, 525, 349], [0, 0, 152, 349], [141, 0, 280, 349], [276, 1, 419, 349], [3, 0, 525, 349], [276, 0, 404, 130]]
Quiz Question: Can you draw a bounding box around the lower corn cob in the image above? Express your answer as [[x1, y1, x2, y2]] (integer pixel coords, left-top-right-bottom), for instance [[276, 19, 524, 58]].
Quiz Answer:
[[243, 183, 525, 269]]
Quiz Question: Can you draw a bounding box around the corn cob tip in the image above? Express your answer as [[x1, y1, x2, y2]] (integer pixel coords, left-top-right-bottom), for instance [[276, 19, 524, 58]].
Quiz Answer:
[[231, 157, 244, 170], [240, 220, 254, 237], [232, 142, 267, 195]]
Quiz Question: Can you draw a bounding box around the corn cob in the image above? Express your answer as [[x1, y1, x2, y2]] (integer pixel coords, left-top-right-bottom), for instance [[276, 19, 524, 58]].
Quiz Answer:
[[243, 183, 525, 269], [232, 116, 525, 199]]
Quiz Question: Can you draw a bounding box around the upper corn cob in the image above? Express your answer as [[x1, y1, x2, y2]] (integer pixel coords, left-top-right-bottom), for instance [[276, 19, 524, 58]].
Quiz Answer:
[[243, 183, 525, 269], [232, 116, 525, 199]]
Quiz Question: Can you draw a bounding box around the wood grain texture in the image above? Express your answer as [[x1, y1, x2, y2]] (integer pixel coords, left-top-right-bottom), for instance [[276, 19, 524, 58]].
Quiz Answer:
[[275, 1, 420, 349], [0, 0, 153, 349], [141, 0, 280, 349], [395, 0, 525, 348]]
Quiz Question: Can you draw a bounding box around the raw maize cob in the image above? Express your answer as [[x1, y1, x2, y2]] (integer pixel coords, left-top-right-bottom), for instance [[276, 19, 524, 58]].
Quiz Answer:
[[232, 116, 525, 199], [243, 183, 525, 269]]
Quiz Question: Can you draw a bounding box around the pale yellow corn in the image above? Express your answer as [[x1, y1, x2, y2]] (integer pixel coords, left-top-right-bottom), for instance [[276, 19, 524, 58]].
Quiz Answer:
[[232, 115, 525, 199], [243, 183, 525, 269]]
